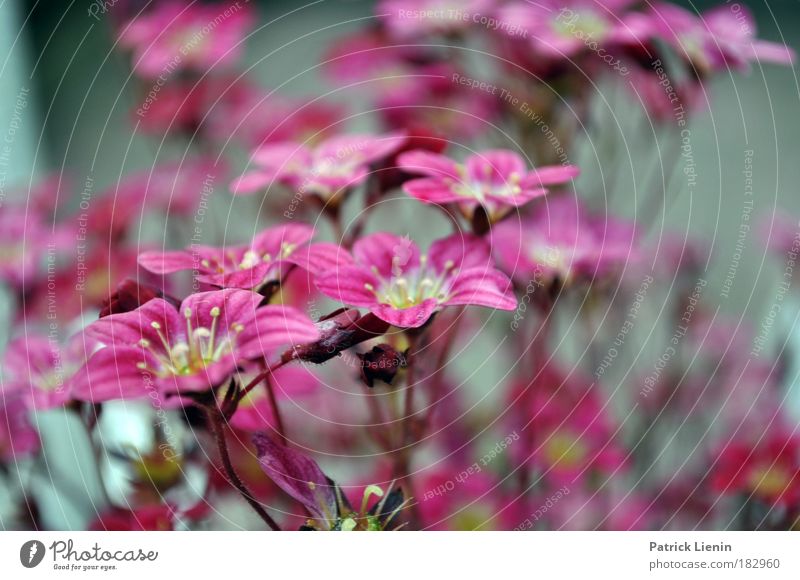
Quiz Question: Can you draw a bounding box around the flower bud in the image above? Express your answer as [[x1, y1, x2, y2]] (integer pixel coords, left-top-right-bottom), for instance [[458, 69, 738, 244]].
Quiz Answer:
[[358, 343, 406, 388]]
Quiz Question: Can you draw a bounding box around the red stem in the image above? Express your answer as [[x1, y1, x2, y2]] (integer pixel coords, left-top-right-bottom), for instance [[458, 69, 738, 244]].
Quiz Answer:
[[205, 406, 281, 531]]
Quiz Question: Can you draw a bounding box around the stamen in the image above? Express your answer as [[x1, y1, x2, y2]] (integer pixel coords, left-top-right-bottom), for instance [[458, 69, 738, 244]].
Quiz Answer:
[[184, 308, 198, 361], [207, 307, 221, 359]]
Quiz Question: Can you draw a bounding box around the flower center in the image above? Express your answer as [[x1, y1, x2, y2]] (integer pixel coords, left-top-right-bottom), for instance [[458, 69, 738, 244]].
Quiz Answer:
[[364, 256, 456, 308], [747, 465, 791, 497], [136, 307, 243, 377], [553, 10, 608, 41], [544, 431, 587, 468]]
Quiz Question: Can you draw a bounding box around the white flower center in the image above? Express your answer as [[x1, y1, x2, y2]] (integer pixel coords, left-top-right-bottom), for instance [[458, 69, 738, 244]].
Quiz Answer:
[[364, 256, 457, 308], [136, 306, 243, 377]]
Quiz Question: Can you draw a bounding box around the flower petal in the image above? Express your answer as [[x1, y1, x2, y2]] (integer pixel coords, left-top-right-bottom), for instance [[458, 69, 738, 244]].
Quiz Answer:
[[138, 250, 196, 274], [252, 432, 337, 524], [428, 232, 491, 271], [522, 164, 580, 188], [289, 242, 355, 276], [353, 232, 420, 278], [315, 266, 380, 308], [237, 305, 320, 359], [86, 298, 184, 348], [70, 347, 155, 403], [466, 149, 527, 186], [250, 223, 314, 256], [397, 150, 460, 179], [446, 267, 517, 310], [403, 178, 465, 205], [371, 299, 439, 328]]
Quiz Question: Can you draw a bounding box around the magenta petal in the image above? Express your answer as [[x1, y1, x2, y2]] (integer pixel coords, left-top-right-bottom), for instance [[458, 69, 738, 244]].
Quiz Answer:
[[750, 40, 795, 65], [237, 305, 320, 359], [522, 165, 580, 188], [70, 347, 154, 403], [289, 242, 355, 276], [403, 178, 465, 205], [252, 432, 337, 523], [446, 268, 517, 310], [397, 150, 460, 179], [371, 299, 439, 328], [251, 223, 314, 256], [315, 266, 380, 308], [230, 170, 277, 195], [353, 232, 420, 278], [316, 132, 404, 166], [86, 298, 183, 347], [485, 187, 547, 208], [253, 142, 312, 169], [138, 250, 196, 274], [428, 232, 491, 271], [200, 263, 277, 290], [466, 149, 527, 185]]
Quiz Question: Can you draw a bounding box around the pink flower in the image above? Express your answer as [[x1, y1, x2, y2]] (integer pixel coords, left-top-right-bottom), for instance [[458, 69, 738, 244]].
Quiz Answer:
[[322, 28, 427, 85], [499, 0, 638, 59], [71, 289, 319, 402], [542, 485, 650, 530], [0, 207, 49, 288], [119, 1, 254, 78], [492, 196, 636, 286], [206, 83, 345, 148], [138, 223, 314, 291], [376, 65, 499, 141], [2, 334, 90, 409], [515, 379, 627, 485], [313, 232, 516, 328], [417, 468, 514, 530], [377, 0, 494, 38], [649, 3, 794, 73], [231, 133, 405, 201], [711, 431, 800, 507], [0, 394, 40, 462], [398, 149, 579, 222]]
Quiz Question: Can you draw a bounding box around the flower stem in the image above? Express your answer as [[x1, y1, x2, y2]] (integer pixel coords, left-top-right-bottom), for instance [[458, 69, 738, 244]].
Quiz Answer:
[[264, 373, 287, 445], [205, 406, 281, 531], [237, 359, 288, 403]]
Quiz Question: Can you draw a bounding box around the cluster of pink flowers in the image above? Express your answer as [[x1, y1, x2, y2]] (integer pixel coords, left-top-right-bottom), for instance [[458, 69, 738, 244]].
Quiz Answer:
[[1, 0, 797, 532]]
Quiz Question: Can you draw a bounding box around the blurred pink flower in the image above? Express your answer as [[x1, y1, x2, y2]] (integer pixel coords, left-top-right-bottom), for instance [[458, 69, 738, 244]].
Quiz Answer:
[[417, 469, 515, 530], [376, 65, 499, 141], [377, 0, 494, 38], [231, 133, 405, 201], [2, 334, 91, 409], [711, 431, 800, 507], [0, 394, 40, 462], [138, 223, 314, 291], [649, 3, 794, 73], [492, 196, 636, 286], [399, 148, 578, 222], [119, 1, 254, 78], [313, 232, 516, 328], [498, 0, 639, 59]]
